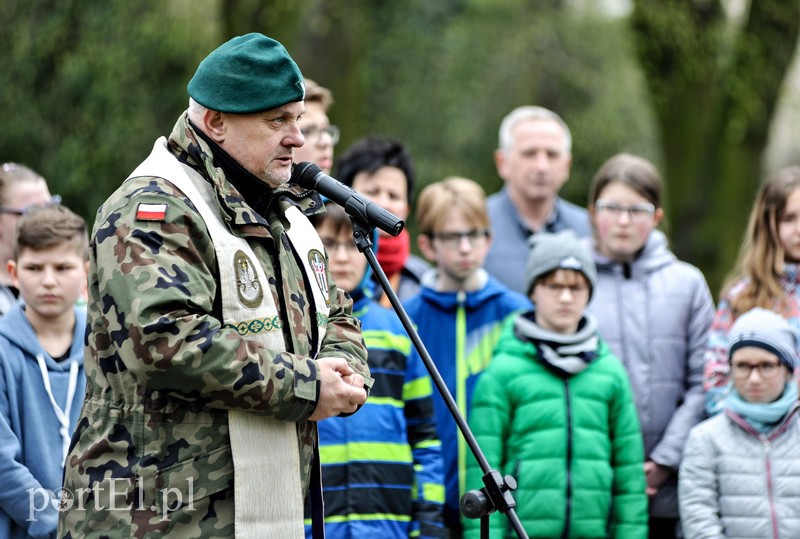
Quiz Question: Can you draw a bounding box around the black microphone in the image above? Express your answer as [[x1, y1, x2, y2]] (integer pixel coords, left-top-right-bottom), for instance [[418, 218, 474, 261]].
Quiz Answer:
[[291, 162, 405, 237]]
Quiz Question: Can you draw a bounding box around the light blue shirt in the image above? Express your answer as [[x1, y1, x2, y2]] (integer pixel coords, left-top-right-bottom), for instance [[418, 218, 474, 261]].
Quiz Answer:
[[484, 187, 591, 294]]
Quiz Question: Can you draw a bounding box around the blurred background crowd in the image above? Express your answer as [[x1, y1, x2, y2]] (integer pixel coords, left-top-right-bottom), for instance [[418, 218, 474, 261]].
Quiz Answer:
[[3, 0, 800, 294]]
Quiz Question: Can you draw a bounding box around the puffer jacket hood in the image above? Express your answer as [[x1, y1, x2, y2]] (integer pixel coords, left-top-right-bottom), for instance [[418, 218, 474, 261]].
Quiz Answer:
[[591, 229, 676, 277]]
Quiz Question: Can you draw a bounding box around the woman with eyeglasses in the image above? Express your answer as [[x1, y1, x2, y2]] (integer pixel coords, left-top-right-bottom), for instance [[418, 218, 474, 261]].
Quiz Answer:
[[293, 79, 339, 175], [679, 308, 800, 539], [584, 153, 716, 539], [0, 163, 54, 317]]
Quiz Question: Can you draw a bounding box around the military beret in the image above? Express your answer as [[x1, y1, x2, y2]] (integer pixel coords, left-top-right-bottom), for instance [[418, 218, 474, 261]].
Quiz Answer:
[[188, 33, 305, 114]]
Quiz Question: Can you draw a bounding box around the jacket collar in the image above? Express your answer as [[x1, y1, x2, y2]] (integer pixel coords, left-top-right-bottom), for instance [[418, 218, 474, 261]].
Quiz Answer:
[[166, 113, 324, 232], [417, 269, 508, 310], [591, 229, 676, 278]]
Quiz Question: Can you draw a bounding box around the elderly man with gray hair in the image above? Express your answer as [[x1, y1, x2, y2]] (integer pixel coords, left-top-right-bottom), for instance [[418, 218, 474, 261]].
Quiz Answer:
[[484, 106, 590, 295]]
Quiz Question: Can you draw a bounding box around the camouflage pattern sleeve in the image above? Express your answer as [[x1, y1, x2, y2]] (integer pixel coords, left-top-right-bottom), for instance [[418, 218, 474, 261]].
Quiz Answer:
[[88, 177, 321, 420]]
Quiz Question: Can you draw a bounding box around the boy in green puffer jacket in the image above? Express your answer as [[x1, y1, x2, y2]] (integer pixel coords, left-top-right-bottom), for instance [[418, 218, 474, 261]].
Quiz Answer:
[[464, 230, 647, 538]]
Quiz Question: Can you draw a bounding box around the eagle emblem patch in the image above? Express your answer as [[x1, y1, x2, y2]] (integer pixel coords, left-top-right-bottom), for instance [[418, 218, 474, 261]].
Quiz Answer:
[[308, 249, 330, 307], [234, 250, 263, 309]]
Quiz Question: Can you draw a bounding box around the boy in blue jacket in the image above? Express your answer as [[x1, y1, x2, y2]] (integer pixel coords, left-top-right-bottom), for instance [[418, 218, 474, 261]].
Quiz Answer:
[[305, 201, 446, 538], [403, 177, 531, 535], [0, 204, 88, 538]]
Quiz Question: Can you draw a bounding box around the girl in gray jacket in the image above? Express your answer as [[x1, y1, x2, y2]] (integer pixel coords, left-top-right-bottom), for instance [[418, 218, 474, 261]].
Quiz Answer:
[[585, 153, 715, 538], [679, 308, 800, 539]]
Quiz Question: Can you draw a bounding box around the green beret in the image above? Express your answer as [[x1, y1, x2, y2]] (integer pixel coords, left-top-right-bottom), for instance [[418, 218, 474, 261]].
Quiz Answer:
[[188, 33, 305, 114]]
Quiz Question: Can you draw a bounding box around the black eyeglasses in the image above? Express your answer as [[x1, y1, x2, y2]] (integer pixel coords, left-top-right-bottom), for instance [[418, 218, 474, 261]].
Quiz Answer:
[[0, 195, 62, 216], [731, 361, 784, 380], [538, 282, 590, 296], [430, 229, 490, 249]]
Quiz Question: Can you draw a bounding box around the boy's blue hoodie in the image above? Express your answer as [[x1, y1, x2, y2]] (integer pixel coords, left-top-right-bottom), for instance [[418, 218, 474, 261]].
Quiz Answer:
[[403, 269, 531, 529], [0, 303, 86, 538]]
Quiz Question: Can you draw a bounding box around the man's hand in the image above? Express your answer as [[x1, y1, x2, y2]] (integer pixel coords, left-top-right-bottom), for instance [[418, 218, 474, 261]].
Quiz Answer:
[[309, 357, 368, 421]]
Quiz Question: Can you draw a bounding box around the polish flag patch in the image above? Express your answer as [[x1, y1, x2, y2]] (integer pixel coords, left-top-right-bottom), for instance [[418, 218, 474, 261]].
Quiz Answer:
[[136, 203, 168, 221]]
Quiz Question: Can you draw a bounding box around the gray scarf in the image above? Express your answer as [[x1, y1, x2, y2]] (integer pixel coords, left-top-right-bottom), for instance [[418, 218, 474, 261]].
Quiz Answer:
[[514, 312, 600, 376]]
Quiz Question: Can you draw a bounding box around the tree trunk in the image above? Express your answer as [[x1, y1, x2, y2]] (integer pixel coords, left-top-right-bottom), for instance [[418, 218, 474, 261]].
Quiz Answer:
[[631, 0, 800, 295]]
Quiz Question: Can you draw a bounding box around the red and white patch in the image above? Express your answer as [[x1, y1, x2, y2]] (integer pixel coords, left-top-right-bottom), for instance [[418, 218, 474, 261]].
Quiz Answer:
[[136, 203, 168, 221]]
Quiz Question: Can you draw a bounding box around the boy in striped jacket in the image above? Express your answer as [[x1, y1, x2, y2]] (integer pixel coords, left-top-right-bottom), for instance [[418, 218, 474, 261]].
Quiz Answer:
[[305, 201, 446, 538]]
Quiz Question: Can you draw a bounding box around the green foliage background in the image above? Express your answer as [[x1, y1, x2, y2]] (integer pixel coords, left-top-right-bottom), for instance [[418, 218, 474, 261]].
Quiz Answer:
[[0, 0, 219, 221], [1, 0, 797, 296]]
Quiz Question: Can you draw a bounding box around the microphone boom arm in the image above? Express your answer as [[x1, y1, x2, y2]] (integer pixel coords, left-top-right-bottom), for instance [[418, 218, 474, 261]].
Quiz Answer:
[[348, 218, 528, 539], [291, 161, 404, 237]]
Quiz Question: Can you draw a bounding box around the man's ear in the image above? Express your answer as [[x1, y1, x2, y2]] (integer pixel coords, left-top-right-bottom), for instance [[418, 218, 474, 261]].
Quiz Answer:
[[417, 233, 437, 263], [494, 149, 508, 182], [202, 109, 226, 142]]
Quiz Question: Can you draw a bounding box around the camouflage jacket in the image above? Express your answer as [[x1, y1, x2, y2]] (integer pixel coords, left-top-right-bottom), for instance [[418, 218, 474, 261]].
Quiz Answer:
[[58, 113, 370, 538]]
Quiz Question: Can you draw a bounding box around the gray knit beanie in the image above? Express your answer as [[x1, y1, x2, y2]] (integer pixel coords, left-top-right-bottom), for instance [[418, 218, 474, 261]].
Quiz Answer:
[[524, 231, 597, 297], [728, 308, 798, 369]]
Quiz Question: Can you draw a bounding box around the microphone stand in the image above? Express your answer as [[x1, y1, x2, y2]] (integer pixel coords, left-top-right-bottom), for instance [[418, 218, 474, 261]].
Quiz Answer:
[[349, 218, 529, 539]]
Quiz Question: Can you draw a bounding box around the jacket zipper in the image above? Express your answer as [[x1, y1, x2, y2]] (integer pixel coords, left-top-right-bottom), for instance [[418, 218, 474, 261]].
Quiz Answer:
[[764, 439, 779, 539], [455, 290, 467, 500], [726, 407, 800, 539], [563, 378, 573, 539]]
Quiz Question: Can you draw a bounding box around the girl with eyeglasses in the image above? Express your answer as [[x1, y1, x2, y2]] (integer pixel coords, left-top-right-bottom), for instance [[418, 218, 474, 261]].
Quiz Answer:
[[584, 153, 716, 539], [680, 308, 800, 538], [704, 166, 800, 418]]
